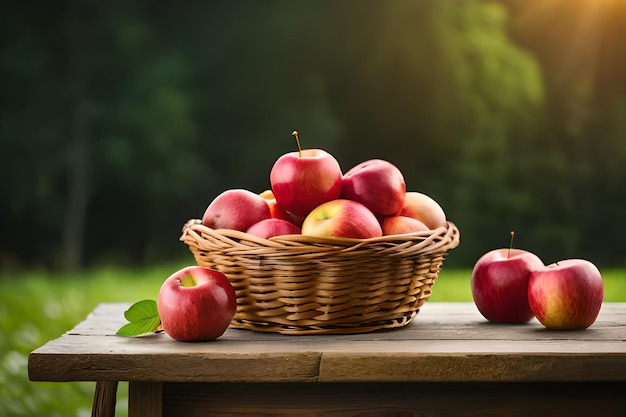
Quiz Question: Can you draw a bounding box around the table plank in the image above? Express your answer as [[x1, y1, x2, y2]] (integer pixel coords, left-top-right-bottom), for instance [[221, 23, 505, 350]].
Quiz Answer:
[[161, 382, 626, 417], [68, 302, 626, 341], [29, 302, 626, 384]]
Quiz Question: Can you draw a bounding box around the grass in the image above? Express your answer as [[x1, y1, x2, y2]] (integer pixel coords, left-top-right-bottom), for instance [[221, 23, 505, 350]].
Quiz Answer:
[[1, 264, 624, 416], [0, 263, 184, 417]]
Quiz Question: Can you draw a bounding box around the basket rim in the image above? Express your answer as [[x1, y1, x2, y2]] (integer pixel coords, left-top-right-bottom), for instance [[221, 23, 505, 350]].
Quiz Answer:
[[181, 218, 460, 254]]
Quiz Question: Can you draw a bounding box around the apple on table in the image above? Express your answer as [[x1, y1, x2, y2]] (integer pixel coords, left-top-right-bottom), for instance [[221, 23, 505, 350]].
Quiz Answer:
[[528, 259, 604, 330], [471, 244, 545, 323], [157, 266, 237, 342]]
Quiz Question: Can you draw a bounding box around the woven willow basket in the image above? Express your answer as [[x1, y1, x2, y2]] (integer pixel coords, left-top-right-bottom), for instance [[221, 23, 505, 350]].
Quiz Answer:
[[180, 219, 460, 335]]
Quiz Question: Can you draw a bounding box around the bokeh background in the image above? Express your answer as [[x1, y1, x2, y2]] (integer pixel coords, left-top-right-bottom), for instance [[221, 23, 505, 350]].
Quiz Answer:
[[2, 0, 626, 273], [2, 1, 626, 415]]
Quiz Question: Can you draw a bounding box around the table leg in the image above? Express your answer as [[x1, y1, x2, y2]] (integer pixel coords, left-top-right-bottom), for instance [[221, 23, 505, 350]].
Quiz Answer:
[[91, 380, 118, 417], [128, 382, 163, 417]]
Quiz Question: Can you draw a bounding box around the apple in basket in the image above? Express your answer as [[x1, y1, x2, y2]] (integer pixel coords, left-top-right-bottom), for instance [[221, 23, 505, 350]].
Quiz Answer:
[[259, 189, 304, 227], [471, 235, 545, 323], [301, 199, 383, 239], [382, 215, 430, 235], [270, 131, 343, 218], [157, 266, 237, 342], [202, 188, 271, 231], [246, 218, 301, 239], [340, 159, 406, 217], [528, 259, 604, 330], [400, 191, 448, 229]]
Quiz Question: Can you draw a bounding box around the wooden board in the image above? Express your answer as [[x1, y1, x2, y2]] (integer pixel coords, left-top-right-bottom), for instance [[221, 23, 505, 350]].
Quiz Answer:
[[29, 302, 626, 383], [161, 381, 626, 417]]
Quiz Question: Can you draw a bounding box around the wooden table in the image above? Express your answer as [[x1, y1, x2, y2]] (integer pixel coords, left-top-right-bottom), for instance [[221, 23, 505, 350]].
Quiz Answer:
[[29, 302, 626, 417]]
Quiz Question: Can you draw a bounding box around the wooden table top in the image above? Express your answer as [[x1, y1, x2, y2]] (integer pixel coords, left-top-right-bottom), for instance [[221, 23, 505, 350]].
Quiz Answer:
[[28, 302, 626, 384]]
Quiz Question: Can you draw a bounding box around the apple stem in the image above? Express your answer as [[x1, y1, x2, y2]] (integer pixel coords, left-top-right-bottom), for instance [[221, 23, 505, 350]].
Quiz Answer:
[[508, 231, 515, 258], [292, 130, 302, 158]]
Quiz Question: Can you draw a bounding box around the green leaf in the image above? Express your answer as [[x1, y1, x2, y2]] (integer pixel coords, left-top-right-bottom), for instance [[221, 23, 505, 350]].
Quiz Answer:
[[116, 316, 162, 337], [116, 299, 161, 336], [123, 299, 158, 322]]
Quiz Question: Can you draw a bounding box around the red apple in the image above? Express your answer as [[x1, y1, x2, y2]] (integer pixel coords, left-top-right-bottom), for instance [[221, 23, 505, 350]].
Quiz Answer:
[[259, 189, 304, 227], [301, 199, 383, 239], [202, 189, 271, 231], [157, 266, 237, 342], [471, 248, 545, 323], [382, 215, 429, 235], [246, 218, 301, 239], [340, 159, 406, 216], [528, 259, 604, 330], [400, 191, 447, 229], [269, 132, 343, 218]]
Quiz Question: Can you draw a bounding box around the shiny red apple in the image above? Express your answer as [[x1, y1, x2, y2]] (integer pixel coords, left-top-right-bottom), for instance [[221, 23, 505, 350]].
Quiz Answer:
[[270, 131, 343, 218], [157, 266, 237, 342], [246, 218, 301, 239], [528, 259, 604, 330], [202, 189, 271, 231], [471, 248, 545, 323], [399, 191, 447, 229], [301, 199, 382, 239], [340, 159, 406, 216]]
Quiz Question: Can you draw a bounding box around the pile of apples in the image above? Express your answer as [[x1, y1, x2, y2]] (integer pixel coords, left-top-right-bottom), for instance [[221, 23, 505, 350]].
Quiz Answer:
[[201, 131, 448, 240], [470, 232, 604, 330], [128, 132, 453, 343]]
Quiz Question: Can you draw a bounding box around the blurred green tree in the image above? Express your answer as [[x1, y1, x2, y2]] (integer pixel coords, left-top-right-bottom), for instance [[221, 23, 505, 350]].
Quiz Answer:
[[321, 1, 544, 264], [503, 0, 626, 264], [1, 0, 625, 271], [1, 3, 204, 269]]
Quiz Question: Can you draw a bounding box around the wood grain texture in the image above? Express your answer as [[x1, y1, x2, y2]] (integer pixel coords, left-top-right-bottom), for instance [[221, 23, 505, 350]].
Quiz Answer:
[[128, 382, 162, 417], [29, 302, 626, 383], [91, 380, 117, 417], [159, 381, 626, 417]]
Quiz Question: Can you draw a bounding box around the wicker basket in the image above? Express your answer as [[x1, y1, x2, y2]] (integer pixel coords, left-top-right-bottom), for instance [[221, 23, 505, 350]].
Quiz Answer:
[[180, 219, 460, 335]]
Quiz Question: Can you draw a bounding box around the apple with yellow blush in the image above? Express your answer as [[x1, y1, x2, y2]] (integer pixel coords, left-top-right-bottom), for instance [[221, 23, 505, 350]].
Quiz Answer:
[[382, 215, 429, 235], [399, 191, 447, 230], [528, 259, 604, 330], [301, 199, 382, 239]]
